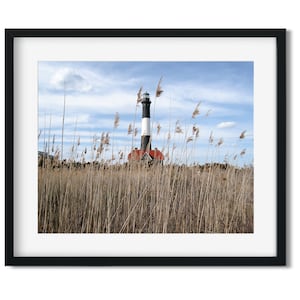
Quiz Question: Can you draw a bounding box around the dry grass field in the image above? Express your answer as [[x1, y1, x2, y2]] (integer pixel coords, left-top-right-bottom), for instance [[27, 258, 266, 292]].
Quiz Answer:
[[38, 162, 253, 233]]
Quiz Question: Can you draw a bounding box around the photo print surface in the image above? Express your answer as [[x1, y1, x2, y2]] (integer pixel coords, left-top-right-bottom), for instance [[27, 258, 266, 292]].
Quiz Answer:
[[38, 61, 254, 233]]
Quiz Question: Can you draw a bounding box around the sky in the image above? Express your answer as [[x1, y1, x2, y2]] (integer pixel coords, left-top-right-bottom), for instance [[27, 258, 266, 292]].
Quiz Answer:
[[38, 61, 253, 166]]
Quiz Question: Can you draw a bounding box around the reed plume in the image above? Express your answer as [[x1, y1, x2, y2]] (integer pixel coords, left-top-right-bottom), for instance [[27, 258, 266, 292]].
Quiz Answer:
[[205, 109, 212, 117], [217, 137, 224, 147], [192, 101, 201, 118], [192, 125, 200, 138], [97, 144, 104, 154], [101, 132, 105, 144], [114, 112, 120, 128], [51, 134, 55, 153], [209, 131, 214, 144], [127, 123, 133, 135], [137, 86, 143, 104], [175, 125, 183, 134], [240, 130, 247, 139], [104, 133, 110, 145], [186, 136, 193, 143], [157, 123, 162, 135], [155, 77, 163, 97]]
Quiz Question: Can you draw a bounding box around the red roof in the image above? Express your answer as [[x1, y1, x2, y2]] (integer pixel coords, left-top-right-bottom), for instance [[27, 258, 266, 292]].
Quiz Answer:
[[128, 149, 164, 161]]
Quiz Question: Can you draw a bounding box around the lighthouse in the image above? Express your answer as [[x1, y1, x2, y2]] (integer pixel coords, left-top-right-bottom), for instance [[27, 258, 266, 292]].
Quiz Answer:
[[141, 92, 151, 151], [128, 92, 164, 162]]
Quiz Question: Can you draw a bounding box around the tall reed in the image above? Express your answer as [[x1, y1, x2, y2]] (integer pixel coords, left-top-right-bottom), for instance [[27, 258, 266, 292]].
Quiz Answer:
[[38, 163, 253, 233]]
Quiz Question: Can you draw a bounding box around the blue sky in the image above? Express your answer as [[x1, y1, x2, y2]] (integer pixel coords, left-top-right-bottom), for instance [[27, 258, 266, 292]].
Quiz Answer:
[[38, 61, 253, 166]]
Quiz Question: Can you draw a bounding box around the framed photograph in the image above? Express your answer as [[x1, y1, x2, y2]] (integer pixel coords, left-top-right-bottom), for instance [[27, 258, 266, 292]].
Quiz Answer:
[[5, 29, 286, 266]]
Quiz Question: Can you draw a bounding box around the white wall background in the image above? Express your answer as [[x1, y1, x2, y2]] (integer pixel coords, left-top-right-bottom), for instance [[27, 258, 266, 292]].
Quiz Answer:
[[0, 1, 298, 299]]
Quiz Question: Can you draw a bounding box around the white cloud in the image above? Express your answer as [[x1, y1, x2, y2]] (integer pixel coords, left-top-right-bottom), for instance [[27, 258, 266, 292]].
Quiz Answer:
[[217, 121, 236, 129], [50, 68, 92, 92]]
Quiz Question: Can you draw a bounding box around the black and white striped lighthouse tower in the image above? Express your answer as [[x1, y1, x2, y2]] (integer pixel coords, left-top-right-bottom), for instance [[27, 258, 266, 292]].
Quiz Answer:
[[140, 92, 151, 151]]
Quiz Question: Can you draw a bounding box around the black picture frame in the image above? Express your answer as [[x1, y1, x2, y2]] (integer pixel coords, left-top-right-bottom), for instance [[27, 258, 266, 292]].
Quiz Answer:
[[5, 28, 286, 266]]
